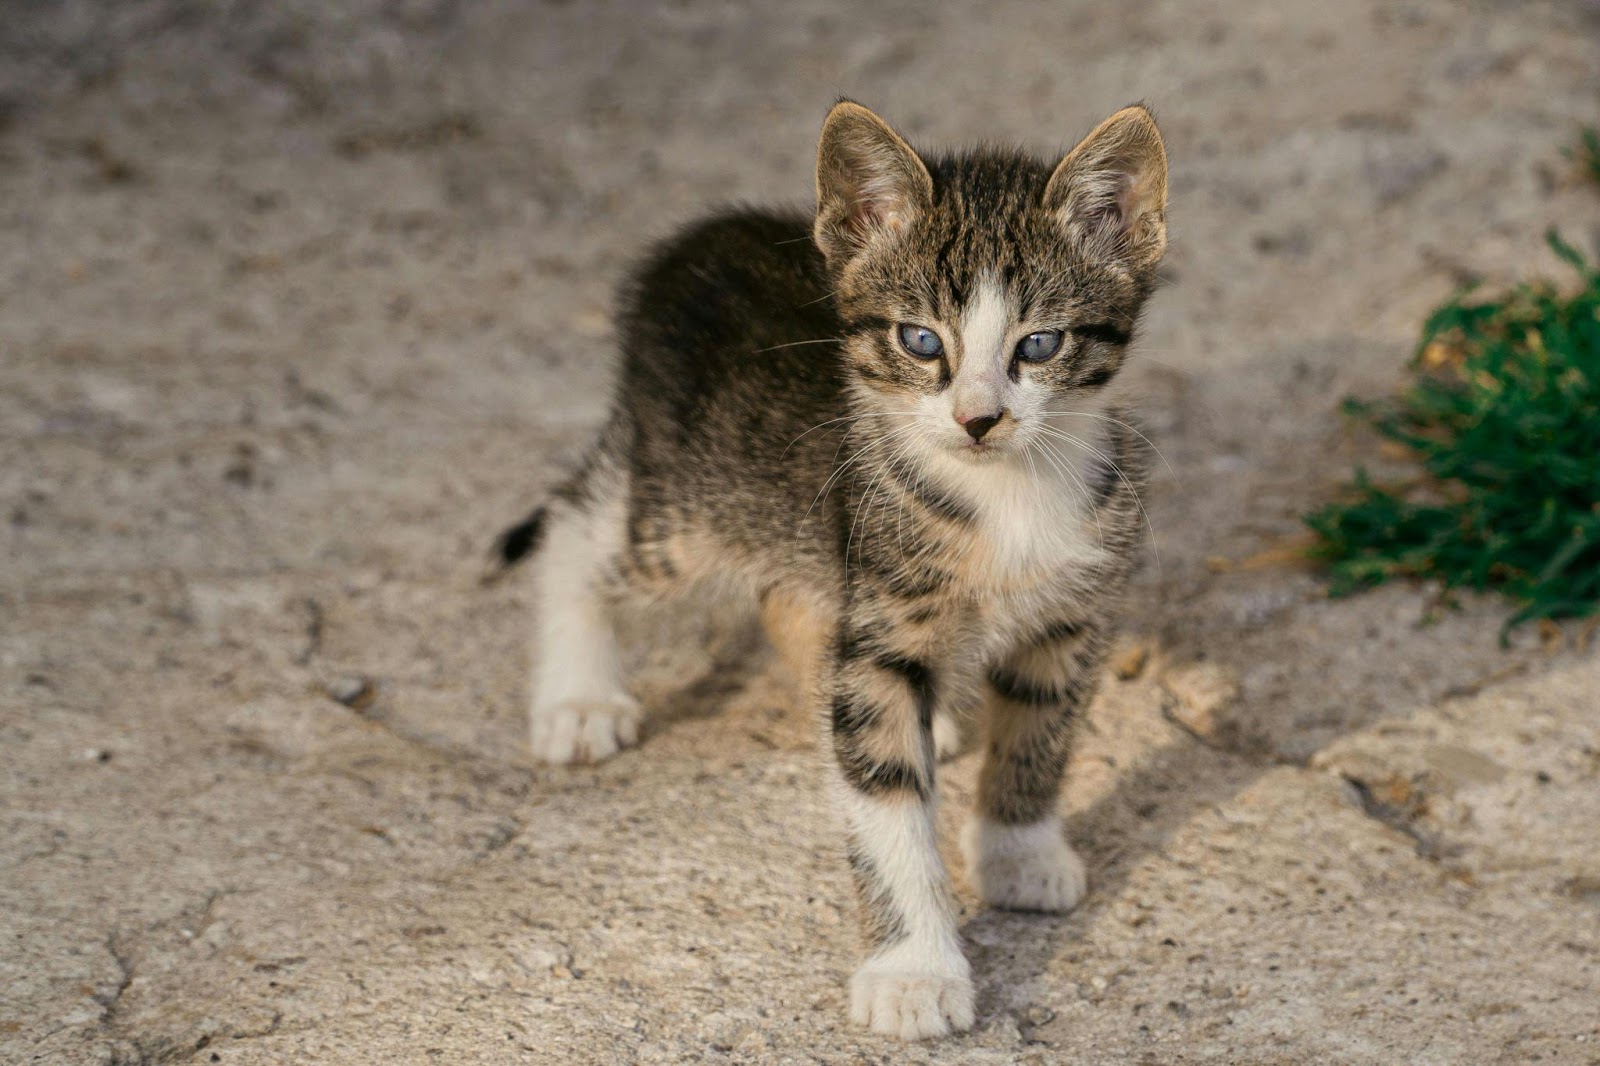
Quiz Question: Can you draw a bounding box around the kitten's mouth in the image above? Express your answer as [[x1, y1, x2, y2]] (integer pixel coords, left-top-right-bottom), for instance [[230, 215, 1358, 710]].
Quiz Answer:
[[949, 437, 1010, 461]]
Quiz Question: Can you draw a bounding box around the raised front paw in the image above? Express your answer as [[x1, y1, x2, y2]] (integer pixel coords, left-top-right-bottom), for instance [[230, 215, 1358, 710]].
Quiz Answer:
[[847, 947, 974, 1040], [529, 697, 641, 764], [961, 815, 1087, 913]]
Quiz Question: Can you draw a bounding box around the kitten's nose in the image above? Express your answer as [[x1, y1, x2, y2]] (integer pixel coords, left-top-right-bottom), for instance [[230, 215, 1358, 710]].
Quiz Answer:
[[957, 412, 1002, 442]]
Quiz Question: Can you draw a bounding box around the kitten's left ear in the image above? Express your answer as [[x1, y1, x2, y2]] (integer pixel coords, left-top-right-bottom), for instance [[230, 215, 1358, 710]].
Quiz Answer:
[[813, 101, 934, 268], [1044, 105, 1168, 269]]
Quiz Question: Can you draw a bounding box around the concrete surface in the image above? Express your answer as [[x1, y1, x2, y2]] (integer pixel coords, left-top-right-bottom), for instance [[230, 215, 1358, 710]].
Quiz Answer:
[[2, 1, 1599, 1062]]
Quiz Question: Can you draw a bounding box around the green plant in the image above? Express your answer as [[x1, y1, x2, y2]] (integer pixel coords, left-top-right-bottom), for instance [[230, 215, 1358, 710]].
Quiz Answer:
[[1568, 126, 1600, 186], [1305, 231, 1600, 637]]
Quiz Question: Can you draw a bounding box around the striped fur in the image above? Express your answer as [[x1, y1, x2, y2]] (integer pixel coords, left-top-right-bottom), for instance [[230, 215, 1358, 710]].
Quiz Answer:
[[504, 101, 1168, 1040]]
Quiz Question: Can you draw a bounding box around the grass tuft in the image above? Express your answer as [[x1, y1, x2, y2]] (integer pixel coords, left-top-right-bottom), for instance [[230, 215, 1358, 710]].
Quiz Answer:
[[1305, 231, 1600, 637], [1568, 126, 1600, 186]]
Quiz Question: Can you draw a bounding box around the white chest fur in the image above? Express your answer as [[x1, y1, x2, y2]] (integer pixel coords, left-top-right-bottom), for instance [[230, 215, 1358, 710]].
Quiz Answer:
[[928, 443, 1112, 598]]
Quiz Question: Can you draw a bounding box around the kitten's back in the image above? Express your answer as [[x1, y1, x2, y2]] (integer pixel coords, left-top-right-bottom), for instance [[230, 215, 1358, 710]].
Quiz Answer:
[[615, 210, 854, 558]]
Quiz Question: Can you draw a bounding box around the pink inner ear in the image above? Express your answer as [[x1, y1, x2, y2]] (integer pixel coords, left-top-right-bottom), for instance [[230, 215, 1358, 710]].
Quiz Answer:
[[844, 189, 913, 243], [849, 192, 887, 233], [844, 164, 902, 235], [1090, 171, 1137, 236]]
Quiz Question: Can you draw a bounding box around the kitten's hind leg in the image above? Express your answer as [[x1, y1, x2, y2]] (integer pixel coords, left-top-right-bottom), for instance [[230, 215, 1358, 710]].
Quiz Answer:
[[758, 583, 833, 706], [527, 473, 641, 765]]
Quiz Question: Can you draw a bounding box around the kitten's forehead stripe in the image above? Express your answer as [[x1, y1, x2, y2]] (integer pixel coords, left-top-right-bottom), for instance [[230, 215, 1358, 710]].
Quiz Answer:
[[956, 276, 1010, 374], [923, 152, 1047, 317]]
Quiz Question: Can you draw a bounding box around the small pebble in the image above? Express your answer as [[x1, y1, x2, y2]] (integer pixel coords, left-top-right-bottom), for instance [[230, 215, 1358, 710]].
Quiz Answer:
[[326, 676, 377, 711], [1162, 662, 1240, 737], [1111, 643, 1151, 681]]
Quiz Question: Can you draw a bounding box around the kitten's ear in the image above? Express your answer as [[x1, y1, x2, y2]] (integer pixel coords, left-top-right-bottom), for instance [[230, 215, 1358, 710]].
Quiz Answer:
[[813, 101, 933, 267], [1044, 105, 1168, 269]]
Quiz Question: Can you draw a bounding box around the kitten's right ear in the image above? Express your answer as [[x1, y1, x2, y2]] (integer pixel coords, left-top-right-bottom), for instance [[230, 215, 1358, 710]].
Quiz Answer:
[[813, 101, 933, 268]]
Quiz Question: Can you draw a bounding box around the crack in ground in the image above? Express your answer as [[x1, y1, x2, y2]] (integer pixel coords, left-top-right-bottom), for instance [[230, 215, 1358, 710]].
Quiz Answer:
[[96, 889, 240, 1048], [97, 931, 136, 1023], [1341, 774, 1458, 862]]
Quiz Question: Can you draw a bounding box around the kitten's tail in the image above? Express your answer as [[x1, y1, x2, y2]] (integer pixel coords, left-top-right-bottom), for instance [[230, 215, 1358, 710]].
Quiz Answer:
[[481, 505, 547, 584]]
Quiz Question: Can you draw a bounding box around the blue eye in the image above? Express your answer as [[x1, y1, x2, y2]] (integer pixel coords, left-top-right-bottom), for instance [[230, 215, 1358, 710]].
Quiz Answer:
[[897, 324, 944, 360], [1015, 330, 1064, 363]]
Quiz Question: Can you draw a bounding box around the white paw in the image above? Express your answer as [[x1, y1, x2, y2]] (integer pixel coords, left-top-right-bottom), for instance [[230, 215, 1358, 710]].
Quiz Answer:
[[961, 815, 1087, 913], [529, 697, 641, 764], [931, 712, 963, 762], [848, 947, 974, 1040]]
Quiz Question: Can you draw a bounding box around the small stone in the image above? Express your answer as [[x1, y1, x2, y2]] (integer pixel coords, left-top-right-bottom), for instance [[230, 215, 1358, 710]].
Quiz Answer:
[[733, 1029, 770, 1053], [326, 676, 377, 711], [510, 943, 571, 974], [1162, 662, 1240, 736], [1022, 1004, 1056, 1026], [1563, 875, 1600, 906], [1111, 642, 1150, 681]]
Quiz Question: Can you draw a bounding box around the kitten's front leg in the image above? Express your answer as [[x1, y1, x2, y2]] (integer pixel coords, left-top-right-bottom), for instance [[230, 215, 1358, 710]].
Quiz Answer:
[[830, 622, 973, 1040], [962, 618, 1105, 912]]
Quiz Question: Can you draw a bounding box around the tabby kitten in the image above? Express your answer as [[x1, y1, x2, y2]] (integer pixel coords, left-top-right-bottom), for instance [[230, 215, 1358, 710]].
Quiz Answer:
[[499, 100, 1167, 1040]]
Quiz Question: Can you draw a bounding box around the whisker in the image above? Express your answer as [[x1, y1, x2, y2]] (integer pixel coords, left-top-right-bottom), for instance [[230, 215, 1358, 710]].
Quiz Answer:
[[847, 419, 923, 574], [801, 438, 879, 529], [751, 337, 845, 354], [846, 436, 897, 574], [1027, 434, 1107, 553], [1117, 351, 1186, 372], [780, 411, 876, 460], [1034, 426, 1162, 575], [885, 432, 925, 566], [796, 288, 839, 309], [799, 418, 910, 530], [1040, 407, 1178, 481]]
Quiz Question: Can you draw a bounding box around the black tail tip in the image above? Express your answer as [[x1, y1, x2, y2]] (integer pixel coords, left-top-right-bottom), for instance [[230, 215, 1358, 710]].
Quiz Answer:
[[497, 507, 548, 566], [485, 506, 547, 582]]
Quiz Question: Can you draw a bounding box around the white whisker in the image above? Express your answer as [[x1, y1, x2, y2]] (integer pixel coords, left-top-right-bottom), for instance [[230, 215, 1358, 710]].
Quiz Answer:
[[1025, 432, 1107, 553], [1033, 425, 1161, 575], [781, 411, 877, 460], [1041, 407, 1178, 481], [751, 337, 845, 354]]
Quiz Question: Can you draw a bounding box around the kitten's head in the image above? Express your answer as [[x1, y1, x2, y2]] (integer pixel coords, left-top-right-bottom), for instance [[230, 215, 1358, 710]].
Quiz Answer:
[[813, 100, 1167, 463]]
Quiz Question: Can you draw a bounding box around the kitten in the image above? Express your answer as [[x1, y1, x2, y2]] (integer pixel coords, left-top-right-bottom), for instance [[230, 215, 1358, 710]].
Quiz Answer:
[[497, 100, 1167, 1040]]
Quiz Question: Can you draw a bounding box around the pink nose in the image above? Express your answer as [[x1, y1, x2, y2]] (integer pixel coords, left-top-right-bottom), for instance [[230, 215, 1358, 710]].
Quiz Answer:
[[955, 411, 1002, 442]]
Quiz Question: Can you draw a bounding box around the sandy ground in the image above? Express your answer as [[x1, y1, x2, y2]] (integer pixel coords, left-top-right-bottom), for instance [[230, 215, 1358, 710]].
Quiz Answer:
[[3, 1, 1600, 1062]]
